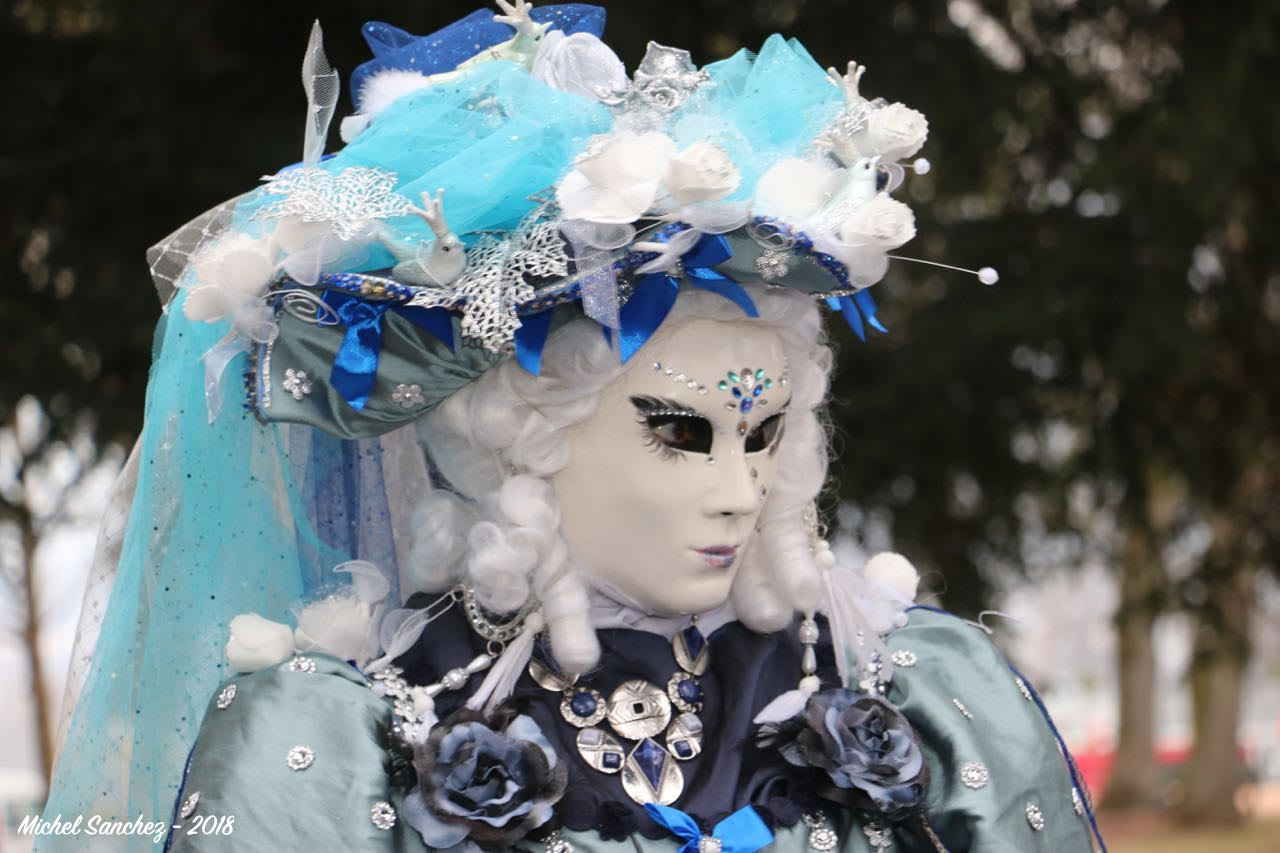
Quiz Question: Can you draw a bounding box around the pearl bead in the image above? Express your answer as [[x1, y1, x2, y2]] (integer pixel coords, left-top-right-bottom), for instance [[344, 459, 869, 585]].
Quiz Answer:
[[815, 549, 837, 569], [978, 266, 999, 285], [799, 675, 821, 693]]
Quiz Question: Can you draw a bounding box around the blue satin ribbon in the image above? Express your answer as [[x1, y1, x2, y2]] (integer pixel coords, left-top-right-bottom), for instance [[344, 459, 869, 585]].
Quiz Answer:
[[644, 803, 773, 853], [514, 308, 554, 375], [616, 232, 758, 363], [323, 291, 454, 410], [829, 290, 888, 342]]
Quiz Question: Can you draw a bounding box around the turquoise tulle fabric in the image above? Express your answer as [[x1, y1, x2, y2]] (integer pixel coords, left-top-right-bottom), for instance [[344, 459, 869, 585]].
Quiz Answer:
[[235, 60, 613, 268], [673, 35, 844, 196], [36, 297, 397, 851]]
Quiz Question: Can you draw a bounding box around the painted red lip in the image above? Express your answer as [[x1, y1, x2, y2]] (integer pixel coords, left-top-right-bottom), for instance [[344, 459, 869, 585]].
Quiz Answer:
[[694, 546, 738, 556]]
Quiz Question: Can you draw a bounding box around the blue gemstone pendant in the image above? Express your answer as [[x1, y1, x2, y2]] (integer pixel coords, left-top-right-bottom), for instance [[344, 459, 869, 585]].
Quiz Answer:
[[621, 737, 684, 805], [560, 686, 607, 728], [665, 712, 704, 761], [667, 672, 704, 712], [672, 625, 710, 676], [576, 726, 625, 774]]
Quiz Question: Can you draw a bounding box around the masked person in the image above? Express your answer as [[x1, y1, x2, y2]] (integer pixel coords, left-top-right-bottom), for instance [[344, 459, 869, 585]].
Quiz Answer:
[[40, 4, 1101, 851]]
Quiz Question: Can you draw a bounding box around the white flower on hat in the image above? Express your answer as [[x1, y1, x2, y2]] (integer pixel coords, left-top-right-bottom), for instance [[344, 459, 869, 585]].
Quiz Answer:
[[226, 613, 295, 672], [856, 103, 929, 163], [556, 131, 677, 224], [838, 192, 916, 250], [183, 232, 277, 338], [531, 31, 628, 101], [663, 141, 740, 206], [755, 158, 843, 222]]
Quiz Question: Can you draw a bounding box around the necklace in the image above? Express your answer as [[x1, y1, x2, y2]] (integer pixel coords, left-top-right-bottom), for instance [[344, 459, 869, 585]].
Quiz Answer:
[[529, 620, 710, 806]]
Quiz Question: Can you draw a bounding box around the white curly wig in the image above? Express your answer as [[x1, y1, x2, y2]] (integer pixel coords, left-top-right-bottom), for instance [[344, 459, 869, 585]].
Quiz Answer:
[[405, 284, 833, 673]]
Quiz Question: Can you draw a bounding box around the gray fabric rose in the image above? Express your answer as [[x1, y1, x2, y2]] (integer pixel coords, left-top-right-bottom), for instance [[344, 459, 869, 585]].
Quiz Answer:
[[771, 688, 927, 819], [406, 708, 567, 849]]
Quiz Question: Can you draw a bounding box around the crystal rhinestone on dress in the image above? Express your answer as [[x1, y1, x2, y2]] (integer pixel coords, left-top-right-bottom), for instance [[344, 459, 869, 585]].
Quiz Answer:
[[1025, 802, 1045, 831], [179, 792, 200, 819], [369, 800, 397, 830], [286, 745, 315, 771], [960, 762, 989, 789], [216, 683, 237, 709]]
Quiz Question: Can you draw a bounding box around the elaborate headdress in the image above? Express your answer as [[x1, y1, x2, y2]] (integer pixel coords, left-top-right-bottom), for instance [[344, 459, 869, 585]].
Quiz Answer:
[[147, 0, 991, 438]]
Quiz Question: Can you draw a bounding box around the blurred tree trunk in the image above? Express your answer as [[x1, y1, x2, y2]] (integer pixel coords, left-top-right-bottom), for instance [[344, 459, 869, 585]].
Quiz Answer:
[[1102, 527, 1163, 810], [18, 505, 56, 793], [1178, 534, 1254, 824]]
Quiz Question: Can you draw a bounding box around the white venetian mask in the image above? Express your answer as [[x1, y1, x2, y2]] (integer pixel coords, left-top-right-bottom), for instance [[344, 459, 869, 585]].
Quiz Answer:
[[553, 318, 790, 615]]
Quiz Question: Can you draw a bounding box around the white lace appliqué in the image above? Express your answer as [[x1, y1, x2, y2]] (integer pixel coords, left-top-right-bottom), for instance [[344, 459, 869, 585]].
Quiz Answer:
[[252, 167, 416, 240]]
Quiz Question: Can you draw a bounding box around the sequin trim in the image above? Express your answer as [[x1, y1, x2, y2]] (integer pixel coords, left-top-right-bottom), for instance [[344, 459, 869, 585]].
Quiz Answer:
[[952, 698, 974, 720], [1016, 676, 1033, 701]]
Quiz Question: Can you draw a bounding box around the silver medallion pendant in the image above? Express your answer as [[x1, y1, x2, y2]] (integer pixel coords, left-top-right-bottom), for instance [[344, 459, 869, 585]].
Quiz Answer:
[[667, 672, 704, 713], [529, 657, 576, 692], [665, 712, 704, 761], [560, 687, 607, 728], [607, 680, 672, 740], [576, 727, 625, 774], [672, 625, 710, 676], [621, 737, 685, 805]]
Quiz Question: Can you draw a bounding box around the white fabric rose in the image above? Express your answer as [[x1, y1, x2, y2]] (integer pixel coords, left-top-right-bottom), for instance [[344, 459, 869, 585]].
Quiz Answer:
[[755, 158, 843, 222], [183, 233, 276, 323], [294, 594, 377, 664], [226, 613, 295, 672], [556, 131, 677, 223], [531, 31, 628, 101], [856, 103, 928, 162], [663, 142, 740, 206], [838, 192, 917, 250]]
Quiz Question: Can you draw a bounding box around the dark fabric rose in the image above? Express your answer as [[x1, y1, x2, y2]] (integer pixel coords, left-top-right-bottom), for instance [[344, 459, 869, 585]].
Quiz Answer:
[[768, 688, 927, 820], [596, 799, 638, 841], [407, 707, 567, 849]]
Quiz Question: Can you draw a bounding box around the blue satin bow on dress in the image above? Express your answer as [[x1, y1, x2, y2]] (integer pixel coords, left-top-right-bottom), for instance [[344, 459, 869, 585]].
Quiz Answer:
[[644, 803, 774, 853]]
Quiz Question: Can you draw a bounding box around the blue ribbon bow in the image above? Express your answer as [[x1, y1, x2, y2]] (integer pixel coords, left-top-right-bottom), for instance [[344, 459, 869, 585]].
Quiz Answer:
[[827, 289, 888, 342], [323, 291, 454, 410], [644, 804, 773, 853], [615, 231, 759, 363]]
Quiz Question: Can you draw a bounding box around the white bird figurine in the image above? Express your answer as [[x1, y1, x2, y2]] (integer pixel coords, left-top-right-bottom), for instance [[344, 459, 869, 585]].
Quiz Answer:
[[379, 189, 467, 287], [819, 156, 882, 227]]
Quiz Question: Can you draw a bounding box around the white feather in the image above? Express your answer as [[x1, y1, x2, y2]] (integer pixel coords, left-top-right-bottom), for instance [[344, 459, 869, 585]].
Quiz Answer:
[[753, 688, 812, 724], [356, 69, 433, 118]]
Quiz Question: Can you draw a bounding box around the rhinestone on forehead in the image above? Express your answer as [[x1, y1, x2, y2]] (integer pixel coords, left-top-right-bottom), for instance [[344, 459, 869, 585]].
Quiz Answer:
[[715, 367, 776, 413], [651, 361, 708, 395]]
